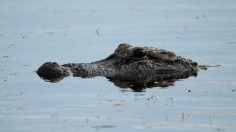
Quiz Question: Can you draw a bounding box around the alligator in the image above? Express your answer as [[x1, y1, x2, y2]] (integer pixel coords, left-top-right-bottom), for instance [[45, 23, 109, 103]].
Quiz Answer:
[[37, 43, 200, 91]]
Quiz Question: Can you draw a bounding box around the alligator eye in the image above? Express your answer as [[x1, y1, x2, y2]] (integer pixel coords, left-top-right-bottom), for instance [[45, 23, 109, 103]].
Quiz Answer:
[[133, 49, 145, 58], [191, 62, 198, 66], [52, 62, 58, 67]]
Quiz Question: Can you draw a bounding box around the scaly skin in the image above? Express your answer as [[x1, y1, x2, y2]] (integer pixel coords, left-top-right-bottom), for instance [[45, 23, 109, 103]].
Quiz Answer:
[[37, 43, 198, 90]]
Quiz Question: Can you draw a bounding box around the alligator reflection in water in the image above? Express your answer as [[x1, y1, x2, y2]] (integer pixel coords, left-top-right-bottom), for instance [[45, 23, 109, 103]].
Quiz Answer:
[[36, 43, 199, 91], [107, 72, 197, 92]]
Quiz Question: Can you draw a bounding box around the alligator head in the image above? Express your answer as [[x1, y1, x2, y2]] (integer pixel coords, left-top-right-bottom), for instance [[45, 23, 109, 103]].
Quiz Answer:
[[37, 43, 198, 91]]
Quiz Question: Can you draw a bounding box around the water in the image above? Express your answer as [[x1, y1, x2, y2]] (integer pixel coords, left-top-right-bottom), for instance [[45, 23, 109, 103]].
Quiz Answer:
[[0, 0, 236, 131]]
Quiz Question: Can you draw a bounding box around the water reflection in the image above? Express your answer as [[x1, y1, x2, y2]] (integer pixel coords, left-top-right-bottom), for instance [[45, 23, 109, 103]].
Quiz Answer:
[[107, 73, 197, 92]]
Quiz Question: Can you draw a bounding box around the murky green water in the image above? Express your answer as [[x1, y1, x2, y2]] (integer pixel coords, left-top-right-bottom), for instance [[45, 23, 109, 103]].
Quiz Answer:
[[1, 0, 236, 132]]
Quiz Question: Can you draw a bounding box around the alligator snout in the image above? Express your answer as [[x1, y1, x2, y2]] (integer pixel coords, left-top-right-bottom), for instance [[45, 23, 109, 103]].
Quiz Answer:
[[36, 62, 70, 82]]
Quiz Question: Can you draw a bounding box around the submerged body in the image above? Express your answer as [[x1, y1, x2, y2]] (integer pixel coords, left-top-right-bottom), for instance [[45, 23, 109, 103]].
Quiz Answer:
[[37, 43, 198, 90]]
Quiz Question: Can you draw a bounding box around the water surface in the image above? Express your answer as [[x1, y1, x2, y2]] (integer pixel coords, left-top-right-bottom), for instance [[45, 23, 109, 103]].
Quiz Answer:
[[0, 0, 236, 132]]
